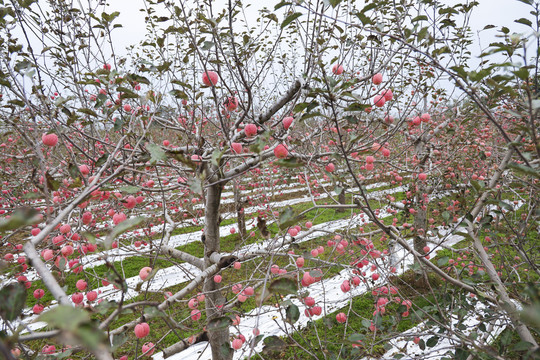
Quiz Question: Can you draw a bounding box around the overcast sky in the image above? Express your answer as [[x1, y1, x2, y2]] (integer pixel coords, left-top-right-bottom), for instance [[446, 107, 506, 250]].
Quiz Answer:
[[103, 0, 535, 60]]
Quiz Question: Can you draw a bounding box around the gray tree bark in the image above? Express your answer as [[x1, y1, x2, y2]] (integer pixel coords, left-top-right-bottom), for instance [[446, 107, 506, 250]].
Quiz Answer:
[[203, 182, 231, 360], [233, 180, 246, 238]]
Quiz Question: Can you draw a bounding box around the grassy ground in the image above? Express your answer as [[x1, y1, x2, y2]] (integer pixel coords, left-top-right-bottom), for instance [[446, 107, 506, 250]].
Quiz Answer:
[[13, 177, 540, 360]]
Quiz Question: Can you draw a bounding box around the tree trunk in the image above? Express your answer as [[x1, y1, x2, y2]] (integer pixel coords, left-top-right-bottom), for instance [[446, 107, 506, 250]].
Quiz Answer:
[[413, 140, 428, 256], [233, 180, 246, 238], [203, 183, 231, 360], [337, 187, 346, 213]]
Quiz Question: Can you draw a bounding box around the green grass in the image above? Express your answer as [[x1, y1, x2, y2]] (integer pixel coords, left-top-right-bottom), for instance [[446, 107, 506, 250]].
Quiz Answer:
[[20, 178, 539, 359]]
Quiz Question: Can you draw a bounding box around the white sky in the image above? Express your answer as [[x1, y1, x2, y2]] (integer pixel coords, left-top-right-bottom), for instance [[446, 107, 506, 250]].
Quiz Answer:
[[103, 0, 535, 60]]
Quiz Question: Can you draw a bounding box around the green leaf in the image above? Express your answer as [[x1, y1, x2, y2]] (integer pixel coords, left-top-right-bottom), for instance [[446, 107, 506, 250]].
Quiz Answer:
[[0, 208, 39, 232], [479, 215, 493, 226], [470, 180, 484, 192], [511, 341, 533, 351], [104, 216, 145, 249], [68, 177, 82, 189], [38, 305, 90, 332], [0, 283, 27, 321], [412, 15, 428, 22], [275, 157, 304, 168], [94, 93, 107, 108], [269, 278, 298, 295], [500, 328, 513, 346], [211, 150, 223, 166], [348, 333, 365, 344], [512, 68, 529, 80], [188, 177, 203, 196], [111, 332, 128, 351], [45, 172, 61, 191], [146, 143, 166, 165], [207, 316, 232, 331], [118, 186, 140, 194], [202, 41, 214, 50], [345, 103, 369, 112], [117, 86, 140, 99], [450, 65, 468, 80], [345, 115, 358, 124], [361, 319, 371, 328], [170, 89, 188, 100], [515, 18, 532, 27], [68, 163, 80, 179], [23, 192, 42, 200], [285, 303, 300, 324], [220, 342, 232, 357], [76, 323, 106, 350], [355, 12, 372, 25], [426, 336, 439, 347], [78, 108, 98, 117], [274, 1, 291, 11], [327, 0, 342, 8], [281, 12, 302, 29], [437, 256, 449, 267], [144, 307, 166, 319], [498, 200, 513, 211], [454, 348, 470, 360], [293, 102, 310, 113], [263, 335, 287, 353], [95, 153, 109, 167], [442, 211, 450, 222], [278, 206, 297, 230], [507, 162, 540, 179], [95, 300, 117, 315]]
